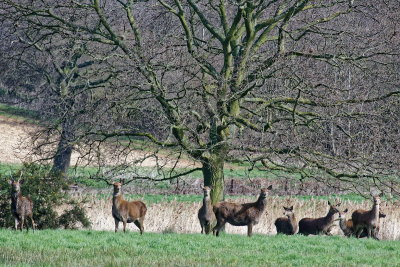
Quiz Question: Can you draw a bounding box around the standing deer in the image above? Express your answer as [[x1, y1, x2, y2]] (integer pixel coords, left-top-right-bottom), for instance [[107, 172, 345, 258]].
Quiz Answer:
[[111, 181, 147, 234], [298, 201, 341, 235], [9, 179, 35, 232], [213, 186, 272, 237], [198, 186, 215, 234], [339, 208, 386, 237], [274, 206, 298, 235], [351, 195, 382, 239]]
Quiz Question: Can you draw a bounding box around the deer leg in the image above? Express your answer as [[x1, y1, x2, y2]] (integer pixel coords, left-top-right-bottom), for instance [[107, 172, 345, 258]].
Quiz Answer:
[[370, 226, 379, 240], [134, 218, 144, 235], [122, 220, 127, 233], [247, 224, 253, 237], [205, 221, 211, 235], [114, 218, 120, 233], [373, 226, 380, 240], [14, 218, 19, 231], [139, 217, 144, 234], [30, 216, 36, 232], [213, 220, 226, 237], [367, 226, 372, 238], [20, 216, 25, 231], [355, 226, 363, 238]]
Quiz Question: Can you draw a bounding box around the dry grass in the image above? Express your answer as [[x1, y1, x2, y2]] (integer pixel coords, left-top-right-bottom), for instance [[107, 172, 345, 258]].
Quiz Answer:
[[78, 195, 400, 240]]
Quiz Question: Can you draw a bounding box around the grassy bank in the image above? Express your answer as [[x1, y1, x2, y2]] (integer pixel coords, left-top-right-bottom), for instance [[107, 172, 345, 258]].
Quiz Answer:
[[0, 229, 398, 266]]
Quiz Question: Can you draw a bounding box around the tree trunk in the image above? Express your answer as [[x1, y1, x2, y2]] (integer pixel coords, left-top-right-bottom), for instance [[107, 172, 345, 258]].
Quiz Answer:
[[52, 123, 73, 177], [202, 157, 225, 205]]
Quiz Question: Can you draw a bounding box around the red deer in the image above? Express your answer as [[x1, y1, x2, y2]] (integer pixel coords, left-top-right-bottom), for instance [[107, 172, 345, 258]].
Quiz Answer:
[[213, 185, 272, 237], [298, 201, 340, 235], [351, 195, 383, 239], [339, 208, 386, 237], [9, 179, 35, 232], [274, 206, 298, 235], [197, 186, 215, 234], [111, 181, 147, 234]]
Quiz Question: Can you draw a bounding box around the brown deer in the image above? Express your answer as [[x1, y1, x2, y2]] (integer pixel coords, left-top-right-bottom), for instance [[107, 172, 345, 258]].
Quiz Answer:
[[197, 186, 215, 234], [111, 181, 147, 234], [298, 201, 341, 235], [9, 179, 35, 232], [274, 206, 298, 235], [339, 208, 386, 237], [351, 195, 383, 239], [213, 185, 272, 237]]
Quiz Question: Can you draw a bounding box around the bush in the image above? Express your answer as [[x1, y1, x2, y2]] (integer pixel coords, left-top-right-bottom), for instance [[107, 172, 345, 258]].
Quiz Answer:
[[0, 163, 91, 229]]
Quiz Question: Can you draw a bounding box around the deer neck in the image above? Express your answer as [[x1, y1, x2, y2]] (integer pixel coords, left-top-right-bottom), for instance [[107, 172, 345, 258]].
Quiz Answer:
[[288, 214, 297, 232], [203, 196, 212, 209], [339, 217, 347, 231], [256, 196, 267, 211], [11, 191, 21, 202], [323, 210, 336, 225], [372, 202, 380, 218], [113, 192, 123, 205]]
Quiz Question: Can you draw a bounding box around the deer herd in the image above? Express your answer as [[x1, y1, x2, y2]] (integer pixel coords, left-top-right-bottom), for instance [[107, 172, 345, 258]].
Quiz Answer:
[[7, 179, 387, 240]]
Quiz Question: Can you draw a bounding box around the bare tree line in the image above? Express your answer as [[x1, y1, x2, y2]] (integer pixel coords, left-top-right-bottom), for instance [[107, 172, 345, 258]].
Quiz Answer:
[[0, 0, 399, 203]]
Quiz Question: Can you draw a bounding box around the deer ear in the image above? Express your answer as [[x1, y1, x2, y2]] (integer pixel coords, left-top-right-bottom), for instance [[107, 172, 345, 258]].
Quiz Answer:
[[290, 205, 293, 211], [19, 179, 24, 184], [336, 202, 341, 206], [344, 208, 348, 213], [328, 201, 332, 206], [267, 185, 272, 190]]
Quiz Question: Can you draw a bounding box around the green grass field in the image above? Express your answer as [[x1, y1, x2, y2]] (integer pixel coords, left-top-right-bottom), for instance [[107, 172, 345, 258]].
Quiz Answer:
[[0, 229, 398, 266]]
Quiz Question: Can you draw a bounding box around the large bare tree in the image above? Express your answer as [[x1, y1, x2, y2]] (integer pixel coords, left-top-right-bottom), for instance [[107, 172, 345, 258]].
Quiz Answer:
[[1, 0, 399, 202]]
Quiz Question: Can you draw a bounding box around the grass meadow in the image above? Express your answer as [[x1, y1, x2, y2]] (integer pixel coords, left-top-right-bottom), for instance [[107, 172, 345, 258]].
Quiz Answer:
[[1, 229, 400, 266]]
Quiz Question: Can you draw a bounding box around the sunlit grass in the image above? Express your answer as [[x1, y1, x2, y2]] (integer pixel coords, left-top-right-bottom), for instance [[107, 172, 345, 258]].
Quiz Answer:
[[0, 229, 398, 266]]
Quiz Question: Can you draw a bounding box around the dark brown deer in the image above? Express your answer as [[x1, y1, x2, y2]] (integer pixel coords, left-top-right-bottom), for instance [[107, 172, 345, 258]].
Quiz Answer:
[[274, 206, 298, 235], [338, 208, 353, 237], [197, 186, 215, 234], [213, 185, 272, 237], [9, 179, 35, 232], [111, 181, 147, 234], [339, 208, 386, 237], [351, 195, 383, 239], [298, 201, 341, 235]]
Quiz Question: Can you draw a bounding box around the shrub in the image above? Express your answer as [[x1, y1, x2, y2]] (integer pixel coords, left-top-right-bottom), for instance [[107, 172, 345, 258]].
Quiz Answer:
[[0, 163, 90, 229]]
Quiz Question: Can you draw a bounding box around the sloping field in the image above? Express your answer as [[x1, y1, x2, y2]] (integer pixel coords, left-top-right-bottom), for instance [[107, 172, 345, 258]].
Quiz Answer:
[[0, 116, 34, 164], [0, 115, 198, 168]]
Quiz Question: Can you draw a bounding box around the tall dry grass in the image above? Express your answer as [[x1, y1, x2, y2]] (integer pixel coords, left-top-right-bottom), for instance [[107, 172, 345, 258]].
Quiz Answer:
[[79, 195, 400, 240]]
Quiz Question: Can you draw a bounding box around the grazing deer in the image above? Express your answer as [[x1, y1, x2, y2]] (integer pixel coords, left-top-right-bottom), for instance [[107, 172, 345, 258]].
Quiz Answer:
[[198, 186, 216, 234], [9, 179, 35, 232], [111, 181, 147, 234], [339, 208, 386, 237], [275, 206, 298, 235], [298, 201, 340, 235], [213, 185, 272, 237], [351, 195, 383, 239]]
